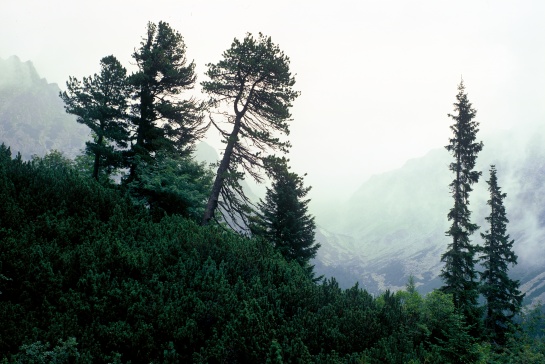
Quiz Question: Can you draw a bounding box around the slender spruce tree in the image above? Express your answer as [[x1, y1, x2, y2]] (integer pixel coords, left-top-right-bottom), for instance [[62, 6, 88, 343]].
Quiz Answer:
[[440, 80, 483, 332], [127, 21, 207, 182], [60, 55, 129, 180], [250, 156, 319, 268], [200, 33, 299, 228], [480, 165, 524, 344]]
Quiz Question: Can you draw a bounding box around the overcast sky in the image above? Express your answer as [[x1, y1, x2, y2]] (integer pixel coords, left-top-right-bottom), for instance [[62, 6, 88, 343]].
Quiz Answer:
[[2, 0, 544, 207]]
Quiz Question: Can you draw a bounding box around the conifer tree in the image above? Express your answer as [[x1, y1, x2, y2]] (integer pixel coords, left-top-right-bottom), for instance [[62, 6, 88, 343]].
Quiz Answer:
[[127, 21, 207, 182], [440, 80, 483, 332], [60, 55, 129, 180], [200, 33, 299, 228], [250, 156, 319, 267], [480, 165, 524, 344]]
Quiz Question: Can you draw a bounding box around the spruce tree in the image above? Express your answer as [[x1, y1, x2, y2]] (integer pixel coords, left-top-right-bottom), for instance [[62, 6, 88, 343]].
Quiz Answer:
[[250, 156, 319, 267], [440, 80, 483, 332], [480, 165, 524, 344]]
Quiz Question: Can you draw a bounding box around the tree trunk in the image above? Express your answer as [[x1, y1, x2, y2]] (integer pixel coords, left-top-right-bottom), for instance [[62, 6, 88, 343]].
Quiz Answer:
[[201, 116, 242, 225], [92, 133, 104, 181]]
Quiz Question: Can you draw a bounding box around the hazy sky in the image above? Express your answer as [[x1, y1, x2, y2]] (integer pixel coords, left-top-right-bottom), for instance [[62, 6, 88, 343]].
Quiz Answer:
[[2, 0, 544, 206]]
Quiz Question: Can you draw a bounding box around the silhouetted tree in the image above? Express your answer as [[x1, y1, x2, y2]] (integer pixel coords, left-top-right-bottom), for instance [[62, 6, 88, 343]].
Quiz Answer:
[[250, 156, 319, 267], [200, 33, 299, 228], [480, 165, 524, 344], [440, 80, 483, 334], [60, 55, 129, 180], [127, 21, 207, 182]]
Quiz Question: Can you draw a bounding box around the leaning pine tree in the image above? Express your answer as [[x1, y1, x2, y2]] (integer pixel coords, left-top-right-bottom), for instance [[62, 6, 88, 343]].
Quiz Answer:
[[250, 156, 319, 270], [480, 165, 524, 344], [200, 33, 299, 228], [440, 80, 483, 334]]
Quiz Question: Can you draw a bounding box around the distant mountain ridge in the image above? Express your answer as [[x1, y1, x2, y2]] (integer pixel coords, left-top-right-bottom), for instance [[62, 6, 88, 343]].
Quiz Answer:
[[0, 55, 88, 159], [314, 123, 545, 304]]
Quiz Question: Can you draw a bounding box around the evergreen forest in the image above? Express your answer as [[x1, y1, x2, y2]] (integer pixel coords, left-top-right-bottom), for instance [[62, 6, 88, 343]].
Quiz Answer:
[[1, 21, 545, 363]]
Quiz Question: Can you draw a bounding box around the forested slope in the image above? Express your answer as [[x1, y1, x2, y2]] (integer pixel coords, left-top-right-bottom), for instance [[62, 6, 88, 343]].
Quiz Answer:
[[0, 146, 402, 362], [4, 144, 541, 363]]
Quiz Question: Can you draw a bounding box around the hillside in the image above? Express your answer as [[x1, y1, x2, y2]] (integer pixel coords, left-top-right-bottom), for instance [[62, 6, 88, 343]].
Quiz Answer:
[[1, 54, 545, 361], [2, 142, 498, 363]]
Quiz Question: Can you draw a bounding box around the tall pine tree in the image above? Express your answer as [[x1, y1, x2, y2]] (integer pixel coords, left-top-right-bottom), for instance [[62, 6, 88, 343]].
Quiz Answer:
[[127, 21, 207, 182], [480, 165, 524, 344], [440, 80, 483, 333], [250, 156, 319, 268]]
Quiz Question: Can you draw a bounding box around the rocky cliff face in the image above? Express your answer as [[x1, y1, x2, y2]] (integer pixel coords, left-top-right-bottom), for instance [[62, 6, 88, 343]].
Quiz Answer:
[[314, 123, 545, 304], [0, 55, 88, 159]]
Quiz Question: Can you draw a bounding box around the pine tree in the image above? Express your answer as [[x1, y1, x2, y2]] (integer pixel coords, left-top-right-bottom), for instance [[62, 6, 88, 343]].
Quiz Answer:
[[480, 165, 524, 344], [250, 156, 319, 267], [127, 21, 207, 182], [200, 33, 299, 228], [60, 55, 129, 180], [440, 80, 483, 332]]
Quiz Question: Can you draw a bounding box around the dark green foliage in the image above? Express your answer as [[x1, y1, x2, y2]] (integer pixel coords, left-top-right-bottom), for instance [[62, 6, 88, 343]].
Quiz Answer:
[[1, 142, 498, 363], [60, 55, 130, 180], [480, 165, 524, 344], [15, 337, 81, 363], [59, 22, 209, 214], [251, 156, 319, 267], [126, 151, 214, 222], [440, 80, 483, 332], [127, 21, 207, 182], [483, 304, 545, 363], [201, 33, 300, 228]]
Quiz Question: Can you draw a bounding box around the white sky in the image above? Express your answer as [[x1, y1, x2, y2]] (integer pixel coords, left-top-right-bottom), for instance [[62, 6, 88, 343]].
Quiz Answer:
[[1, 0, 544, 207]]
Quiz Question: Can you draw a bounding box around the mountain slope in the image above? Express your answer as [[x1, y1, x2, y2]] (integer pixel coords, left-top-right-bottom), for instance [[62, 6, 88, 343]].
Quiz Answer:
[[314, 123, 545, 302], [0, 55, 88, 159]]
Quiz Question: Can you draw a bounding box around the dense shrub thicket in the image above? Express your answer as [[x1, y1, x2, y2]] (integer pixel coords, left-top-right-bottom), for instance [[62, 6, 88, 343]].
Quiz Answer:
[[1, 144, 544, 363]]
